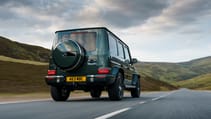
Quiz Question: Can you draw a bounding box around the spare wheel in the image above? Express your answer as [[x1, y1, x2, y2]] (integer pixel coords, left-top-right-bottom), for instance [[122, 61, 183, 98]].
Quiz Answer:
[[52, 40, 85, 71]]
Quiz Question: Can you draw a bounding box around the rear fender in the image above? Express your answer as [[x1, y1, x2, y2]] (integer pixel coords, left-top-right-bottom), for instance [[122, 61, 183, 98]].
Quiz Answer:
[[110, 67, 124, 83]]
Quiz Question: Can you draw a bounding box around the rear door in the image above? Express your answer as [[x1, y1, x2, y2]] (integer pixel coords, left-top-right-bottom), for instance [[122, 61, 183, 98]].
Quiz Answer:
[[123, 45, 134, 84]]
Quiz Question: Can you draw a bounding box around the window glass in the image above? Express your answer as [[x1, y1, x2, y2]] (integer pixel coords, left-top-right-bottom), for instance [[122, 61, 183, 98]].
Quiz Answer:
[[70, 32, 96, 51], [109, 35, 118, 57], [117, 42, 124, 59], [55, 31, 97, 52], [124, 46, 131, 62]]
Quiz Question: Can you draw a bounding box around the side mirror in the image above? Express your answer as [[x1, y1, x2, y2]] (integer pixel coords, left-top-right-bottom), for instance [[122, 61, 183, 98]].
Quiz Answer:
[[132, 58, 138, 64]]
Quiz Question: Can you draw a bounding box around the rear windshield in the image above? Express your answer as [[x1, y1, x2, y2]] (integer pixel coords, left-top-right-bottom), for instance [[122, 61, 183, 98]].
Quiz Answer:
[[54, 30, 97, 52]]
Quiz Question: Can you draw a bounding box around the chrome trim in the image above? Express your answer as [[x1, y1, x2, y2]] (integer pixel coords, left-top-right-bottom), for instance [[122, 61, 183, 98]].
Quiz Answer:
[[87, 75, 95, 78], [87, 74, 114, 78], [110, 60, 121, 66], [45, 75, 64, 78]]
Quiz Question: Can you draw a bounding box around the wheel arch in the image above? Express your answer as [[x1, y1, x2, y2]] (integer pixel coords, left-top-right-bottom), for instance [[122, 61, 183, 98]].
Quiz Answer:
[[111, 66, 125, 83], [132, 74, 141, 85]]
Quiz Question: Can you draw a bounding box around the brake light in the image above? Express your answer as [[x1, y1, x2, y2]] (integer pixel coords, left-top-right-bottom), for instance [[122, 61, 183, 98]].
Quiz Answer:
[[48, 70, 56, 75], [98, 68, 110, 74]]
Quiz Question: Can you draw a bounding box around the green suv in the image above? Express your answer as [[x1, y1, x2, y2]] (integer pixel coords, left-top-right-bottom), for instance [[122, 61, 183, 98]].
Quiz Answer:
[[45, 27, 141, 101]]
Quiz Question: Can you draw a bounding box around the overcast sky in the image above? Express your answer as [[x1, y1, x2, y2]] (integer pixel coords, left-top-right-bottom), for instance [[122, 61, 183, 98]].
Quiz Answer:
[[0, 0, 211, 62]]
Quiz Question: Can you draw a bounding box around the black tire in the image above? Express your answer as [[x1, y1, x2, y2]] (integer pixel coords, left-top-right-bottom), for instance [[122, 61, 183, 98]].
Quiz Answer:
[[90, 89, 102, 98], [50, 86, 70, 101], [108, 72, 124, 101], [131, 78, 141, 98]]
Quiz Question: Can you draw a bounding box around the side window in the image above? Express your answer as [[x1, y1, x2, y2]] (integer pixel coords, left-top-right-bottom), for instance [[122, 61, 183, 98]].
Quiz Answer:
[[124, 46, 131, 63], [117, 42, 124, 59], [108, 34, 118, 57]]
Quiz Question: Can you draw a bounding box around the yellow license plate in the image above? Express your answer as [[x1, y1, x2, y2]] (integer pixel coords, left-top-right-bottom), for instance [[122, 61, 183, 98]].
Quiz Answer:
[[66, 76, 86, 82]]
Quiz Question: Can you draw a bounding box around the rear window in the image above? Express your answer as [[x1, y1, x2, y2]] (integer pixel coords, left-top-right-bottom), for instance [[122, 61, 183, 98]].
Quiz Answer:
[[55, 31, 97, 52], [70, 32, 96, 51]]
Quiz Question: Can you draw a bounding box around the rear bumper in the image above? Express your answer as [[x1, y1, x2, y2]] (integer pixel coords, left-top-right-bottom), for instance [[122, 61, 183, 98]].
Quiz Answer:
[[45, 74, 115, 87]]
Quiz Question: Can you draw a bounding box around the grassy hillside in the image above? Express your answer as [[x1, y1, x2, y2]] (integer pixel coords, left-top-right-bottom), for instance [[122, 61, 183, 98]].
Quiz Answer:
[[180, 56, 211, 74], [0, 36, 50, 62], [135, 64, 177, 90], [0, 60, 49, 93], [0, 59, 177, 93], [175, 73, 211, 90], [137, 56, 211, 82], [141, 74, 177, 91], [136, 62, 196, 83]]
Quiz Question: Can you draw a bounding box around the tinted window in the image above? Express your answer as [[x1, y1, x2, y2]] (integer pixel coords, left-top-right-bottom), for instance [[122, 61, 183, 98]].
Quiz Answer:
[[124, 46, 131, 62], [70, 32, 96, 51], [117, 42, 124, 59], [109, 35, 118, 57], [56, 31, 97, 52]]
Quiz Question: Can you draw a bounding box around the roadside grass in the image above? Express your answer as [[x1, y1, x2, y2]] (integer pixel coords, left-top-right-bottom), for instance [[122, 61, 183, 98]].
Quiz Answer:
[[0, 92, 50, 102], [0, 55, 48, 65], [0, 60, 49, 94]]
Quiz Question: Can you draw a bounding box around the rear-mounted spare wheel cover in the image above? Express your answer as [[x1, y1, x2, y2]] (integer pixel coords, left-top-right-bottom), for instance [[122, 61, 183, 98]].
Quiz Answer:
[[52, 40, 85, 71]]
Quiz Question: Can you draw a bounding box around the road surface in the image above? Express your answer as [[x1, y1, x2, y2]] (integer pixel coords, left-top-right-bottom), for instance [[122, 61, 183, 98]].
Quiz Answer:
[[0, 89, 211, 119]]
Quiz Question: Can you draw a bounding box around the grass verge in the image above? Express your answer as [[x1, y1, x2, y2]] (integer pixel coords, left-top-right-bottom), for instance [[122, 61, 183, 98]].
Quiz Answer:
[[0, 55, 48, 65]]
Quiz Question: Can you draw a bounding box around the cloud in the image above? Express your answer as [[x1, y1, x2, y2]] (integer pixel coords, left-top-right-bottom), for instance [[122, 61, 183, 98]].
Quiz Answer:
[[93, 0, 169, 28], [0, 0, 210, 62], [0, 0, 192, 33], [0, 0, 92, 44], [140, 0, 211, 32]]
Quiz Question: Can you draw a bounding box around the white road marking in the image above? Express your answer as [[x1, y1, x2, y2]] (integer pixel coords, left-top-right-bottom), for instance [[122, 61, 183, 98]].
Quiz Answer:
[[152, 96, 163, 101], [95, 107, 131, 119], [139, 101, 146, 104], [151, 91, 177, 101], [0, 99, 50, 105]]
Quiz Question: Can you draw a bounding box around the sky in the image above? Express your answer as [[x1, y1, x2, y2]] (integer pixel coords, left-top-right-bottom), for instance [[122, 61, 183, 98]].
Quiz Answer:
[[0, 0, 211, 62]]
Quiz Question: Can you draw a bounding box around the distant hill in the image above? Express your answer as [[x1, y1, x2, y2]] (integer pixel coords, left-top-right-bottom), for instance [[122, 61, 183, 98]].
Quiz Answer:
[[141, 73, 177, 91], [137, 56, 211, 82], [0, 36, 50, 62], [175, 73, 211, 90]]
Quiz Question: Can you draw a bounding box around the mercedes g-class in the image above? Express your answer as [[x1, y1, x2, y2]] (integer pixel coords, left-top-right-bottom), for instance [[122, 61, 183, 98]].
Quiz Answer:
[[45, 27, 141, 101]]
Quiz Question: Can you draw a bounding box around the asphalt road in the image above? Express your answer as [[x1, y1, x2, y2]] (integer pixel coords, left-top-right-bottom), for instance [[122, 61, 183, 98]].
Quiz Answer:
[[0, 89, 211, 119]]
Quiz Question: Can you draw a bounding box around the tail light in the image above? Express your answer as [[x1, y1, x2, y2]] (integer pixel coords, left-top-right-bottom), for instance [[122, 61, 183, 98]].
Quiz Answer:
[[97, 68, 110, 74], [48, 70, 56, 75]]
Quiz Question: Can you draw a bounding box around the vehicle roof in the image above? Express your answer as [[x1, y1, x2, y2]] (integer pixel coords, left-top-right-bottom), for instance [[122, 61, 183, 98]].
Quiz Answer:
[[55, 27, 108, 33], [55, 27, 129, 48]]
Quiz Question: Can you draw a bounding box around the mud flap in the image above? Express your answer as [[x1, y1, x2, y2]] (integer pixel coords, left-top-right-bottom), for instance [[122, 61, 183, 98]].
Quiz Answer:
[[132, 74, 140, 85]]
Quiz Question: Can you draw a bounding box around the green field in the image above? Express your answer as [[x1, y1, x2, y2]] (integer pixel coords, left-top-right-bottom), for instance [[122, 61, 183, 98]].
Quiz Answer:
[[0, 60, 49, 94], [176, 73, 211, 90]]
